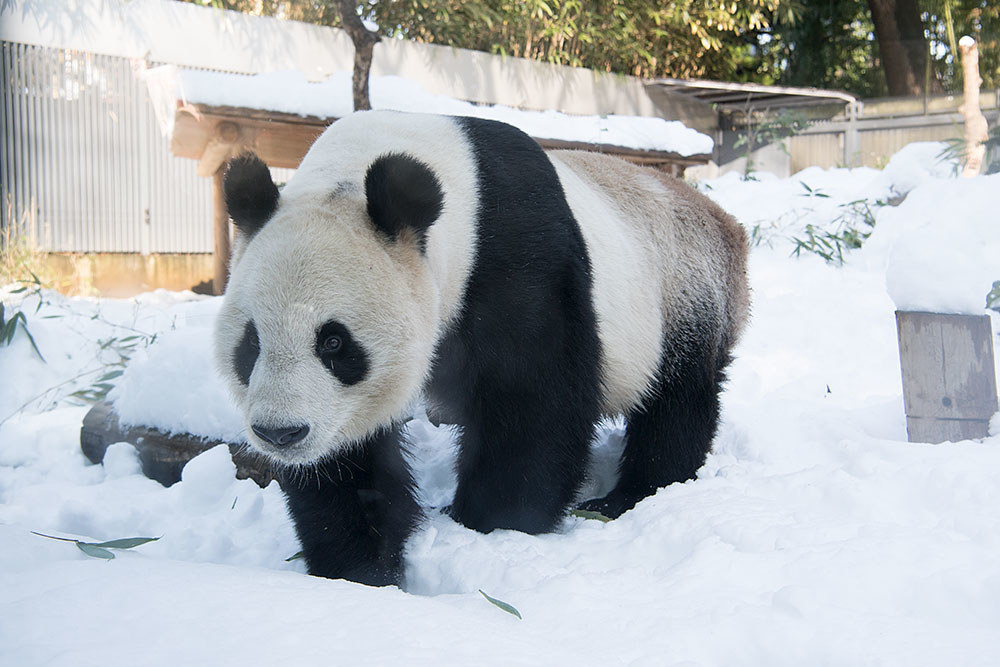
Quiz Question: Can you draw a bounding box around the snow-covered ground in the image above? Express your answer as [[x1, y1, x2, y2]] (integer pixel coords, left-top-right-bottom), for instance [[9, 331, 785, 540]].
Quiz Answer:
[[2, 143, 999, 666]]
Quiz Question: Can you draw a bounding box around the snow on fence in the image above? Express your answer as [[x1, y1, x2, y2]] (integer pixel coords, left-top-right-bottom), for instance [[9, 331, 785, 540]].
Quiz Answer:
[[0, 41, 293, 254]]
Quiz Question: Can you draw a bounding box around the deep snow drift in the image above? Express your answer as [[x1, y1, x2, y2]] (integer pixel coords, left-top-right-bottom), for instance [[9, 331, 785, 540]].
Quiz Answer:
[[1, 143, 998, 666]]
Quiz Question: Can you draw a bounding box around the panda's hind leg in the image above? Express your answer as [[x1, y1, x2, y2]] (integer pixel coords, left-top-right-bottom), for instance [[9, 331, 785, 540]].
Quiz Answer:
[[581, 326, 729, 519]]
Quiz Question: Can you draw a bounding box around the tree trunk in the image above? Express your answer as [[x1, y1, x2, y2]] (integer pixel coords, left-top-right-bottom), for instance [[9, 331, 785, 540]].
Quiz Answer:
[[867, 0, 936, 96], [959, 36, 988, 177], [336, 0, 380, 111]]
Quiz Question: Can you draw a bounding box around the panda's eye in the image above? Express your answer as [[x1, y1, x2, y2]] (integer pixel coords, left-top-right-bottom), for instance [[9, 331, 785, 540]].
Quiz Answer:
[[315, 320, 369, 386], [322, 335, 343, 353]]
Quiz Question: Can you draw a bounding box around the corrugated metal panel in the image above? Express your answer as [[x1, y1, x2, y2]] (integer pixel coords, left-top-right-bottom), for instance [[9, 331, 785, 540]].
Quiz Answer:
[[0, 41, 241, 253]]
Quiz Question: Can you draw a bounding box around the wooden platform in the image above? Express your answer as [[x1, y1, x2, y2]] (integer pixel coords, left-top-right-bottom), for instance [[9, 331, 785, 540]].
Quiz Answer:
[[80, 401, 277, 487], [896, 311, 999, 443]]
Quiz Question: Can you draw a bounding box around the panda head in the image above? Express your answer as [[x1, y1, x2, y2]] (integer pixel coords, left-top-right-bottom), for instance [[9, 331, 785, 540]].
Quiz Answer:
[[214, 151, 445, 465]]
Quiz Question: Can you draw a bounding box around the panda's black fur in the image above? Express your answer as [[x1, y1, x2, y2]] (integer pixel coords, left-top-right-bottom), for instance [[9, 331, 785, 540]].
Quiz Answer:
[[217, 111, 749, 587], [423, 118, 602, 534]]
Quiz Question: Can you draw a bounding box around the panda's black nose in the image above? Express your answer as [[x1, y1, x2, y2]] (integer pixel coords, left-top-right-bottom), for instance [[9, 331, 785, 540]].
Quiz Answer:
[[252, 423, 310, 447]]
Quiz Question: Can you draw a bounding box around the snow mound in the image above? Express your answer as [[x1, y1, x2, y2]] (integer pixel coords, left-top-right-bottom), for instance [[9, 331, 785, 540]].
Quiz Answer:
[[698, 141, 962, 269], [869, 174, 1000, 313], [876, 141, 957, 194], [110, 312, 244, 441]]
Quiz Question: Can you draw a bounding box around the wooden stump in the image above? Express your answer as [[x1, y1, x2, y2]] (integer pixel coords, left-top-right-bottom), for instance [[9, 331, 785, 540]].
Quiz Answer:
[[896, 311, 999, 443], [80, 401, 278, 487]]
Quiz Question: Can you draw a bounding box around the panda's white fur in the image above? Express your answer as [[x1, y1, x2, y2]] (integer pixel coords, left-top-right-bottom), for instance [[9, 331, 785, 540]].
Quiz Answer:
[[216, 113, 480, 464], [548, 155, 665, 412], [550, 150, 742, 412], [214, 110, 748, 583], [218, 113, 728, 455]]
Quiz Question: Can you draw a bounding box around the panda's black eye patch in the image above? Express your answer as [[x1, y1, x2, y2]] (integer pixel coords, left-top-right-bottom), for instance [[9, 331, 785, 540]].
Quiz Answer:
[[315, 321, 369, 386], [234, 320, 260, 386]]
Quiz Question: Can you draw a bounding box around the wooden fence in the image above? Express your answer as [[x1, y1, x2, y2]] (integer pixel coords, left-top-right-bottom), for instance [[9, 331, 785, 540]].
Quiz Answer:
[[788, 91, 1000, 172]]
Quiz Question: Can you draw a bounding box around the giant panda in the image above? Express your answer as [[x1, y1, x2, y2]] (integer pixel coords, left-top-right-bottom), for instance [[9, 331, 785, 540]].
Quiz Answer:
[[214, 110, 749, 587]]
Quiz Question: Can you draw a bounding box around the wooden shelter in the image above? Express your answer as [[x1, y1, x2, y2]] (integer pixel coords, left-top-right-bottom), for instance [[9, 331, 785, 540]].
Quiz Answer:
[[168, 102, 710, 294]]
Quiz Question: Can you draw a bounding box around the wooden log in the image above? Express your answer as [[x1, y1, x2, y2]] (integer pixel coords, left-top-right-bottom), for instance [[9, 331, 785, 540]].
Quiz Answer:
[[896, 311, 999, 443], [80, 401, 277, 488]]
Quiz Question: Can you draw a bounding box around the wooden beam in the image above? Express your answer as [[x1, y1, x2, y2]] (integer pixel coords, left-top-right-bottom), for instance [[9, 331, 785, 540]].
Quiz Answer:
[[170, 103, 708, 172], [197, 121, 242, 177], [172, 107, 326, 171]]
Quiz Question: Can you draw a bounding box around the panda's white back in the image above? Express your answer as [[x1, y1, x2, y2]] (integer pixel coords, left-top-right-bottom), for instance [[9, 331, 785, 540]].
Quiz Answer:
[[547, 155, 666, 413]]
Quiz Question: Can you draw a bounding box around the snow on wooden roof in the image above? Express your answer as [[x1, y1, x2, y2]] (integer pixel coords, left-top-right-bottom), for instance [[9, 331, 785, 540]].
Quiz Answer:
[[170, 69, 713, 158]]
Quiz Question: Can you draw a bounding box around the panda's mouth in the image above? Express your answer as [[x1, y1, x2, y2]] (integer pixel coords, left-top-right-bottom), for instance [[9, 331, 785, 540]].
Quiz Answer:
[[245, 421, 350, 466], [247, 427, 320, 465]]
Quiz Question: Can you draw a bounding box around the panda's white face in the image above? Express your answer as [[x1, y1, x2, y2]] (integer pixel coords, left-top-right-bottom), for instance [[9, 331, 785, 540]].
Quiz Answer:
[[215, 176, 441, 466]]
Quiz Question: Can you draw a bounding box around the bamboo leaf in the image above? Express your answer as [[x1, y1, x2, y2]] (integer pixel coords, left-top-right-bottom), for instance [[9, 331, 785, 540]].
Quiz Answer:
[[18, 320, 45, 362], [479, 589, 522, 619], [570, 509, 612, 523], [987, 281, 1000, 312], [76, 542, 115, 560], [285, 550, 305, 562], [85, 536, 160, 549], [31, 531, 78, 543]]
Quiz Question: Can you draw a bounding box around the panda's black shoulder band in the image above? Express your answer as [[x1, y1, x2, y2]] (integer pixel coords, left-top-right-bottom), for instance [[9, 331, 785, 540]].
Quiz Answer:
[[364, 153, 443, 251]]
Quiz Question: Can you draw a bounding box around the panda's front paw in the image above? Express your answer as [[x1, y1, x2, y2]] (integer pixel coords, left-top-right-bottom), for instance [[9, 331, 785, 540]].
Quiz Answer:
[[577, 489, 636, 520]]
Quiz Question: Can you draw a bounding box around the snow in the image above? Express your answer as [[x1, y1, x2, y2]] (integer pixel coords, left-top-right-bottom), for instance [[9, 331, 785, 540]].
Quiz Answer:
[[174, 68, 714, 156], [2, 142, 1000, 665], [874, 177, 1000, 313], [698, 141, 999, 314]]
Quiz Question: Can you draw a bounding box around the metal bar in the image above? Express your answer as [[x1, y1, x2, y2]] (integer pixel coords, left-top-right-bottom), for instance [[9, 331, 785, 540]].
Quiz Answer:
[[0, 43, 11, 237], [648, 77, 858, 105], [800, 109, 999, 135]]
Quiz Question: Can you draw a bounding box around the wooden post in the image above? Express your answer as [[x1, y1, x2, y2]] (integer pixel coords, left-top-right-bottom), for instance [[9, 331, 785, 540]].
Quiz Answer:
[[896, 311, 999, 443], [958, 36, 988, 178], [196, 121, 242, 296], [211, 165, 231, 295]]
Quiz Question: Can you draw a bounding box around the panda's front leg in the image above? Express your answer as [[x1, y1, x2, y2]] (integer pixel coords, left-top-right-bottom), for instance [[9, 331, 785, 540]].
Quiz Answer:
[[449, 386, 596, 535], [280, 425, 421, 586]]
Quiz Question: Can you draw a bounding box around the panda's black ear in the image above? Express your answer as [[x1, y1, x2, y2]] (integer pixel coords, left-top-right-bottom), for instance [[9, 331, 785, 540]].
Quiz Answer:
[[364, 153, 443, 250], [225, 152, 279, 237]]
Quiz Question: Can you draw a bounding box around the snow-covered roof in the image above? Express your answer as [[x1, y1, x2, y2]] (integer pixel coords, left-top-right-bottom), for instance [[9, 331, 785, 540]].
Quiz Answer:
[[175, 69, 714, 157]]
